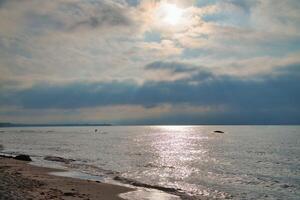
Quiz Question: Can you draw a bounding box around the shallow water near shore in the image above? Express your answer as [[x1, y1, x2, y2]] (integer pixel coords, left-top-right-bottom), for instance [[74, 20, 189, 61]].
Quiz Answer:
[[1, 125, 300, 199]]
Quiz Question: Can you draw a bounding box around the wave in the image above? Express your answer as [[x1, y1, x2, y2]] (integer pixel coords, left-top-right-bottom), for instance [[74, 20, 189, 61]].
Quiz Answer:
[[37, 154, 197, 199], [0, 150, 210, 199], [113, 176, 198, 200]]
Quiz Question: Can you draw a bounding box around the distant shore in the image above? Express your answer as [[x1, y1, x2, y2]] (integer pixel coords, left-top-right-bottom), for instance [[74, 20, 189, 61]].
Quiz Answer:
[[0, 157, 133, 200], [0, 122, 112, 127]]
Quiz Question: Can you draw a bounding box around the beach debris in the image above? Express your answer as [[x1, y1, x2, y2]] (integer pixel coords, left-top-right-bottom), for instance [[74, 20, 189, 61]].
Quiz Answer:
[[44, 156, 75, 164], [214, 130, 225, 133], [95, 129, 98, 132], [14, 154, 32, 161]]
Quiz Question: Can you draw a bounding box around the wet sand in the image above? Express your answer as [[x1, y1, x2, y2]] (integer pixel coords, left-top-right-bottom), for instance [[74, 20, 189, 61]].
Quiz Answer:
[[0, 157, 133, 200]]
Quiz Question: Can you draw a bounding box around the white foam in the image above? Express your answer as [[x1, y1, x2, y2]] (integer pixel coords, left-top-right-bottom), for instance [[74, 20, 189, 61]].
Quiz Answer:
[[120, 188, 181, 200]]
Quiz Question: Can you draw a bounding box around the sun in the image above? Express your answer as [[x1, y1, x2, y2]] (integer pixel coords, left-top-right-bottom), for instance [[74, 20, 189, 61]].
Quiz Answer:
[[157, 3, 184, 25]]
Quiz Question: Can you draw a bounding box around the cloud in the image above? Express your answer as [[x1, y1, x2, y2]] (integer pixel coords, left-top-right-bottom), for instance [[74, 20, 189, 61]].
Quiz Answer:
[[0, 104, 224, 124], [145, 61, 198, 73], [1, 63, 299, 124], [66, 1, 133, 31], [227, 0, 257, 13], [144, 61, 214, 82], [1, 0, 300, 87], [0, 0, 8, 7], [125, 0, 140, 7], [1, 0, 300, 124], [0, 0, 141, 86], [0, 1, 135, 36]]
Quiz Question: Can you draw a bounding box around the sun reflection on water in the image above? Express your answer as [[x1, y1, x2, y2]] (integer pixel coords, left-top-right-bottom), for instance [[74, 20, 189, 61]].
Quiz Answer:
[[149, 126, 208, 180]]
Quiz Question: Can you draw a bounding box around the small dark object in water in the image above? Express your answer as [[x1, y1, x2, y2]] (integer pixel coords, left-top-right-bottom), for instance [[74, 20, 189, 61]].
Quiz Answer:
[[214, 130, 224, 133], [14, 154, 32, 161], [95, 129, 98, 132]]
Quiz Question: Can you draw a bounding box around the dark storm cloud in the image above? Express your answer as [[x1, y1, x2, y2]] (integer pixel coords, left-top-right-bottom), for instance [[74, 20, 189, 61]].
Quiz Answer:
[[145, 61, 198, 73], [2, 81, 138, 109], [1, 63, 300, 124]]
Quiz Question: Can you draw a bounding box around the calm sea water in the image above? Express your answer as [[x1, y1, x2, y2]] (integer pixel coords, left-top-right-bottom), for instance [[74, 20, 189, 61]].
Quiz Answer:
[[0, 126, 299, 199]]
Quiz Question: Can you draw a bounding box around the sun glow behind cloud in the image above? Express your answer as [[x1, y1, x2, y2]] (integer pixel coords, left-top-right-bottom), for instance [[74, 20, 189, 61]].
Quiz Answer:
[[158, 3, 184, 25], [1, 0, 300, 124], [144, 1, 192, 33]]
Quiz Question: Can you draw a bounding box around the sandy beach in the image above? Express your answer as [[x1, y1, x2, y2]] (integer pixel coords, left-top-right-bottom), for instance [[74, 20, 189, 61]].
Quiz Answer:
[[0, 156, 133, 200]]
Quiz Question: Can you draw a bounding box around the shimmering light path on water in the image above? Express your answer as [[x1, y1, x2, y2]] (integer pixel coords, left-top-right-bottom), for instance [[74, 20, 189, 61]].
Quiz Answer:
[[1, 126, 300, 199]]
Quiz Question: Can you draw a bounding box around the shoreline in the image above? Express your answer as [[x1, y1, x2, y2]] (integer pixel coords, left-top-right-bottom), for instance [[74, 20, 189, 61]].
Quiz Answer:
[[0, 153, 188, 200], [0, 156, 134, 200]]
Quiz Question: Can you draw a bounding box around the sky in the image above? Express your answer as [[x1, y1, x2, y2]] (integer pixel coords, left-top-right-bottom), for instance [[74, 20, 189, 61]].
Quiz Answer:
[[0, 0, 300, 124]]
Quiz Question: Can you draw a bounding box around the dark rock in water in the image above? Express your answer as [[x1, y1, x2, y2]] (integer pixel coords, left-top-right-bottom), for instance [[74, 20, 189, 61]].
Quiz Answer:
[[14, 154, 32, 161], [44, 156, 75, 164], [214, 130, 224, 133], [281, 184, 292, 188], [63, 192, 76, 196]]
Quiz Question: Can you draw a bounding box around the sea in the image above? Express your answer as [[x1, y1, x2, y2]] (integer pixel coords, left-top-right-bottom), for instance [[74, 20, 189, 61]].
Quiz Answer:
[[0, 126, 299, 200]]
